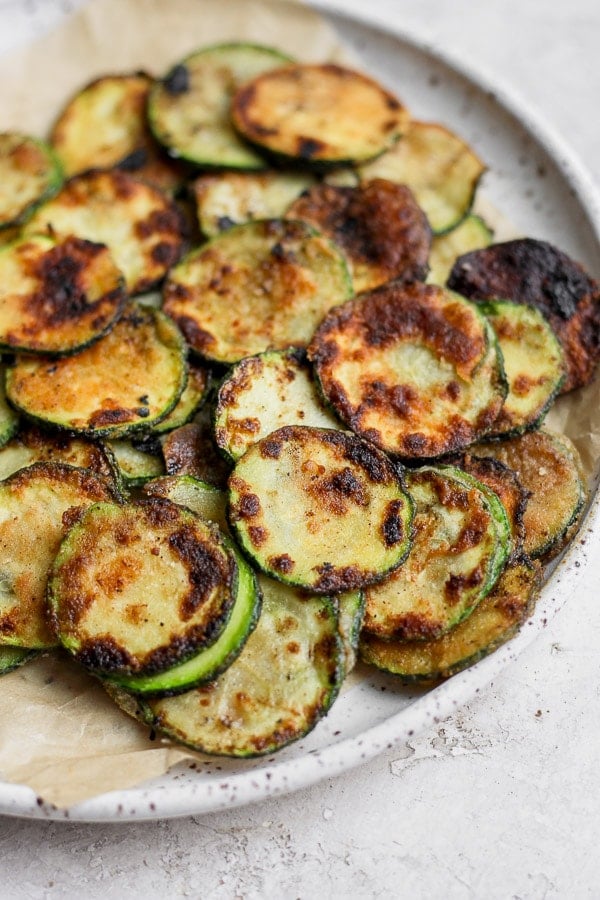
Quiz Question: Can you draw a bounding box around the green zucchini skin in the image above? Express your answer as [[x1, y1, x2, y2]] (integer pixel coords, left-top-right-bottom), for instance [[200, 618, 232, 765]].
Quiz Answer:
[[0, 133, 63, 230], [335, 590, 366, 676], [0, 364, 20, 450], [0, 646, 42, 675], [107, 440, 165, 486], [140, 578, 343, 757], [149, 43, 294, 170]]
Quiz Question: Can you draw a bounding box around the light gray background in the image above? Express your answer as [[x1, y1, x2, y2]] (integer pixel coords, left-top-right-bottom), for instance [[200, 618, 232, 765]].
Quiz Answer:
[[1, 0, 599, 897]]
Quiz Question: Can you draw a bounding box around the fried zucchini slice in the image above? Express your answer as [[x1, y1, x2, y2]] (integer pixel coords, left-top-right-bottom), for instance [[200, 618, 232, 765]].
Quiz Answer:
[[363, 466, 510, 641], [49, 498, 239, 676], [24, 170, 185, 294], [286, 179, 431, 293], [228, 425, 413, 593], [472, 430, 586, 559], [214, 348, 341, 462], [336, 590, 365, 676], [108, 440, 164, 486], [151, 362, 209, 434], [163, 218, 352, 364], [308, 282, 507, 459], [0, 133, 63, 229], [143, 475, 228, 533], [51, 73, 188, 194], [0, 462, 116, 648], [360, 555, 540, 681], [192, 170, 315, 239], [232, 63, 409, 167], [481, 300, 565, 436], [0, 426, 117, 483], [0, 235, 126, 355], [427, 214, 493, 285], [6, 304, 187, 439], [141, 577, 342, 756], [447, 238, 600, 392], [149, 43, 293, 170], [359, 121, 486, 234]]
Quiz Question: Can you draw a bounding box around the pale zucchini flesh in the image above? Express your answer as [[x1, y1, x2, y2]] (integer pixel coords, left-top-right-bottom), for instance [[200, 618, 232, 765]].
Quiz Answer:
[[163, 218, 353, 364], [229, 425, 413, 593], [214, 348, 341, 462], [0, 133, 63, 229], [143, 475, 229, 533], [427, 214, 493, 286], [141, 576, 343, 756], [0, 462, 116, 649], [359, 120, 486, 234], [108, 440, 165, 486], [363, 466, 510, 641], [232, 63, 409, 167], [149, 43, 293, 170], [335, 590, 365, 676], [6, 304, 187, 439]]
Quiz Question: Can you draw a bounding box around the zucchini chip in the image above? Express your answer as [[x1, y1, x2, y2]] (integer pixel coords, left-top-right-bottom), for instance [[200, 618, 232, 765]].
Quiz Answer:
[[481, 300, 565, 436], [232, 63, 409, 167], [149, 43, 293, 170], [144, 475, 228, 533], [0, 646, 40, 675], [0, 426, 117, 484], [24, 170, 186, 294], [447, 238, 600, 392], [427, 214, 493, 286], [151, 362, 209, 434], [49, 499, 239, 677], [6, 304, 187, 439], [0, 235, 125, 355], [363, 466, 510, 641], [192, 170, 315, 239], [0, 133, 63, 229], [0, 462, 116, 649], [359, 121, 486, 234], [308, 282, 507, 459], [214, 348, 341, 462], [228, 425, 413, 593], [472, 430, 586, 559], [336, 590, 365, 676], [108, 440, 164, 486], [163, 218, 352, 364], [286, 179, 431, 293], [141, 577, 343, 756], [51, 73, 188, 194], [360, 555, 540, 681]]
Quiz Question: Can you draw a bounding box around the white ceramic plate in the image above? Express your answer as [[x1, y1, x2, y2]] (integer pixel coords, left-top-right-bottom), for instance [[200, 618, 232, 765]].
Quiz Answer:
[[1, 2, 599, 822]]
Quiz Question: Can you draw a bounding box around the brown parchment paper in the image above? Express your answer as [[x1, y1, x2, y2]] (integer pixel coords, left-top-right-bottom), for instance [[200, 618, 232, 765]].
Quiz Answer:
[[0, 0, 598, 809]]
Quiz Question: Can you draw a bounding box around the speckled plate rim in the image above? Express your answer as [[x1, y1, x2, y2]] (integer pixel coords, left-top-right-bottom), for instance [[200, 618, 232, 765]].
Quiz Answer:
[[1, 1, 599, 822]]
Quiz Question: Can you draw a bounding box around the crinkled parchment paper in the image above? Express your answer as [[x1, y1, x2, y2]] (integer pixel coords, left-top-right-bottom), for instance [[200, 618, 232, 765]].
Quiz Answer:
[[0, 0, 598, 809]]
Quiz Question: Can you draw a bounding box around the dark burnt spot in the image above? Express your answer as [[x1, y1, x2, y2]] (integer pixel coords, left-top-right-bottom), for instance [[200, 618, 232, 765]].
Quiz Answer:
[[77, 637, 134, 673], [89, 407, 139, 428], [401, 433, 429, 456], [217, 215, 236, 232], [390, 612, 442, 641], [270, 242, 297, 264], [168, 526, 231, 621], [381, 499, 406, 546], [137, 208, 182, 238], [313, 563, 362, 593], [151, 241, 179, 266], [297, 137, 326, 159], [117, 148, 149, 171], [444, 567, 484, 605], [174, 316, 216, 352], [260, 437, 283, 459], [141, 498, 181, 528], [453, 510, 490, 553], [248, 525, 268, 547], [431, 475, 470, 510], [269, 554, 294, 574], [385, 95, 402, 110], [237, 493, 261, 518], [163, 64, 190, 95], [249, 123, 280, 138], [0, 616, 17, 635], [61, 505, 87, 531], [136, 407, 150, 418], [342, 435, 390, 484], [446, 381, 461, 401], [313, 466, 367, 515]]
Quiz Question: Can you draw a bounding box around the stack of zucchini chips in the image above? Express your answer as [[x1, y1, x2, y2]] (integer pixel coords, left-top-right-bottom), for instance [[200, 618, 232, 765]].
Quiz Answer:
[[0, 42, 596, 759]]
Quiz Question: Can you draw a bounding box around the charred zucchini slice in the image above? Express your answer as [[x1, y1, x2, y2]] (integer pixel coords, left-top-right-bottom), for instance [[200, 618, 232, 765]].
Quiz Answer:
[[141, 576, 342, 756], [50, 73, 188, 194], [214, 348, 341, 462], [0, 133, 63, 229], [143, 475, 228, 533], [49, 498, 239, 676], [103, 539, 260, 696], [0, 426, 117, 484], [447, 238, 600, 392], [108, 440, 164, 486], [149, 43, 293, 170], [427, 214, 493, 286], [359, 121, 486, 234], [151, 362, 209, 434], [360, 555, 540, 681], [232, 63, 409, 168], [336, 590, 365, 676], [363, 465, 510, 641], [24, 170, 185, 294], [163, 218, 352, 364], [192, 170, 315, 239], [0, 235, 125, 355], [286, 179, 431, 293], [6, 304, 186, 439], [0, 646, 41, 674], [472, 430, 586, 559], [228, 425, 413, 594], [161, 418, 232, 489], [0, 462, 116, 649], [481, 300, 565, 436], [308, 282, 507, 459]]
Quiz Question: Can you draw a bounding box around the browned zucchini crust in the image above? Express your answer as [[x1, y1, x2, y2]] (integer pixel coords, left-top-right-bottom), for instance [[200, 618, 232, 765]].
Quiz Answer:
[[0, 425, 117, 483], [231, 63, 409, 166], [308, 281, 506, 458], [0, 235, 126, 355], [286, 179, 431, 293], [447, 238, 600, 392]]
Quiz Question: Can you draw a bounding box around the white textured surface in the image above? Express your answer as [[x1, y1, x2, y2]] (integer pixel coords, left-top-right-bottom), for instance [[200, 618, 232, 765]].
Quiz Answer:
[[1, 0, 600, 896]]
